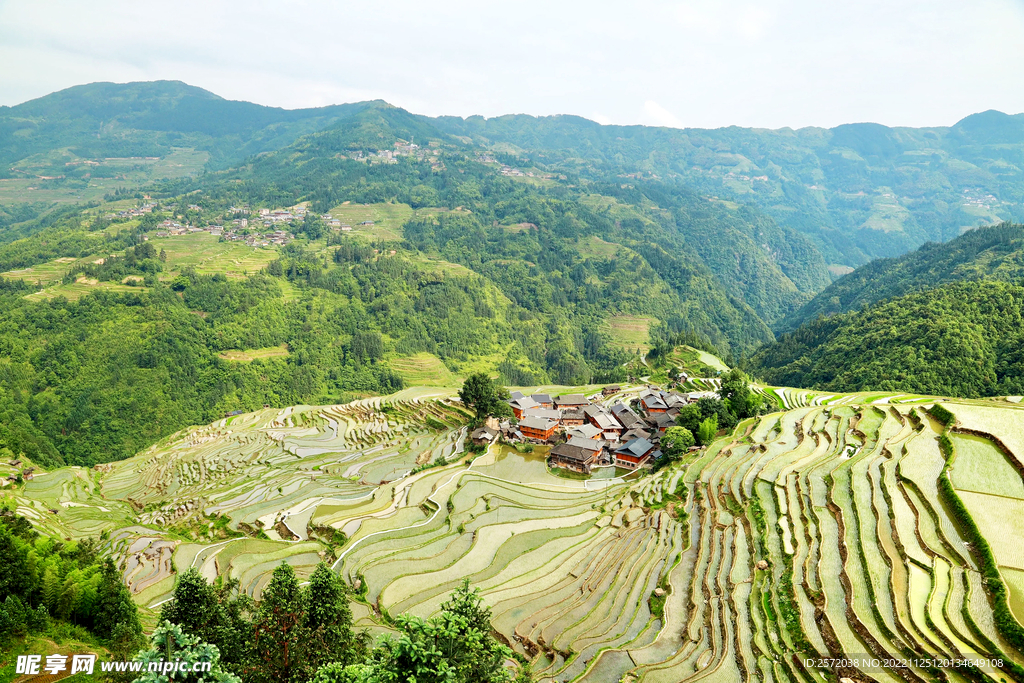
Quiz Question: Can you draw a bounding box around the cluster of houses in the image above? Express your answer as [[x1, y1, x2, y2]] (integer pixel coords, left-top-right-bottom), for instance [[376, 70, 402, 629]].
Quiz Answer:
[[471, 386, 717, 475], [346, 142, 443, 171], [112, 202, 157, 219], [147, 219, 294, 248], [2, 459, 34, 485]]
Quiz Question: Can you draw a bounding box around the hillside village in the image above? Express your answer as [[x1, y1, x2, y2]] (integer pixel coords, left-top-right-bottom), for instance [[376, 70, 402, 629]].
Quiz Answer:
[[471, 385, 717, 475]]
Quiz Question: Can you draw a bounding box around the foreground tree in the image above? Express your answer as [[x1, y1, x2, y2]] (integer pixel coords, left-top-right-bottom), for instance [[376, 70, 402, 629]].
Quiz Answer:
[[303, 563, 367, 670], [249, 564, 307, 683], [133, 621, 239, 683], [311, 580, 518, 683], [93, 559, 144, 644], [160, 568, 252, 673], [459, 373, 512, 422]]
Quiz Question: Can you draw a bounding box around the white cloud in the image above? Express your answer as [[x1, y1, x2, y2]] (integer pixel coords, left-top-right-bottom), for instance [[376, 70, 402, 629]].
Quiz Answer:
[[642, 101, 684, 128]]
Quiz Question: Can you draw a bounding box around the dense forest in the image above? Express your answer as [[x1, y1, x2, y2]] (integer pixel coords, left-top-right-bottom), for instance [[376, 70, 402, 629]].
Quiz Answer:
[[780, 221, 1024, 331], [751, 280, 1024, 397], [434, 110, 1024, 266]]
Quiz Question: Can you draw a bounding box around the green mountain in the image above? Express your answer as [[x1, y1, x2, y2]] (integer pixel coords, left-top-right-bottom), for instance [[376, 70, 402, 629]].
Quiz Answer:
[[0, 80, 373, 172], [2, 82, 1024, 464], [779, 221, 1024, 331], [434, 111, 1024, 266], [750, 278, 1024, 397], [8, 81, 1024, 270]]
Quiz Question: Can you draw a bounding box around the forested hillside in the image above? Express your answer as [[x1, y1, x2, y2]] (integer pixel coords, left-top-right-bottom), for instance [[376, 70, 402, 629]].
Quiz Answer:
[[6, 81, 1024, 269], [0, 80, 372, 171], [435, 110, 1024, 266], [750, 280, 1024, 397], [780, 221, 1024, 330], [5, 82, 1024, 464]]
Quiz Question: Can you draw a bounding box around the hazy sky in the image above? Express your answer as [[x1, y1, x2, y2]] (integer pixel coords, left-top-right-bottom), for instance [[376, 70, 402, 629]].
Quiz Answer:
[[2, 0, 1024, 129]]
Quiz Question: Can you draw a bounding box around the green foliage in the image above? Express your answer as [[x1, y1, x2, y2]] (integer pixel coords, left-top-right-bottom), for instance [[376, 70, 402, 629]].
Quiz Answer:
[[435, 112, 1024, 268], [250, 564, 307, 683], [697, 415, 718, 446], [133, 621, 240, 683], [783, 222, 1024, 331], [717, 368, 764, 419], [302, 563, 366, 670], [458, 373, 511, 421], [314, 579, 515, 683], [0, 514, 135, 647], [0, 274, 404, 467], [752, 280, 1024, 398], [660, 426, 695, 461], [674, 405, 702, 434], [160, 568, 252, 673]]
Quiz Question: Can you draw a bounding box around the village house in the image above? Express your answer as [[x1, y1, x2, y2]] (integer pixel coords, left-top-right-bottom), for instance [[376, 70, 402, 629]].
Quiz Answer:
[[647, 412, 676, 435], [548, 442, 597, 474], [519, 416, 558, 442], [471, 425, 498, 445], [640, 393, 669, 414], [530, 393, 553, 408], [560, 407, 586, 428], [621, 426, 653, 443], [567, 424, 603, 440], [585, 405, 622, 437], [523, 407, 560, 422], [610, 402, 642, 430], [602, 385, 621, 397], [510, 396, 540, 419], [554, 394, 588, 410], [613, 437, 658, 470]]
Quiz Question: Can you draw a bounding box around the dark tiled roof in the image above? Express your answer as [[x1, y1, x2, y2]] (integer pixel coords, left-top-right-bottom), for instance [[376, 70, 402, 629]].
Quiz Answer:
[[510, 397, 539, 410], [550, 443, 596, 462], [554, 393, 588, 406], [519, 416, 557, 431], [566, 436, 603, 451], [615, 437, 654, 457]]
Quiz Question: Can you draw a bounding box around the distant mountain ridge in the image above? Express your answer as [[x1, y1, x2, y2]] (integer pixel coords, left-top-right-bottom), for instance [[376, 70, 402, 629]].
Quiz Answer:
[[0, 80, 376, 169], [5, 81, 1024, 269]]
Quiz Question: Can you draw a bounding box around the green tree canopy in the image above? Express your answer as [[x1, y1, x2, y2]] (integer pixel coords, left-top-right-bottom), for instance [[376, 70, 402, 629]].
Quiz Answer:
[[458, 373, 512, 421]]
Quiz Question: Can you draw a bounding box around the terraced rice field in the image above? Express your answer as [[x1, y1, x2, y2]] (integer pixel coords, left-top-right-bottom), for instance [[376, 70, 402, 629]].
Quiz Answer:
[[9, 387, 1024, 681]]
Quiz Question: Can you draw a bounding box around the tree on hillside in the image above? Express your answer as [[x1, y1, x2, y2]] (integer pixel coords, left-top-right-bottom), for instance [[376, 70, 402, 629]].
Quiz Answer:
[[459, 373, 512, 421], [303, 213, 325, 240], [697, 414, 718, 446], [661, 426, 695, 462], [675, 404, 702, 434], [718, 369, 764, 419], [93, 558, 143, 645], [250, 564, 307, 683], [160, 568, 252, 673]]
